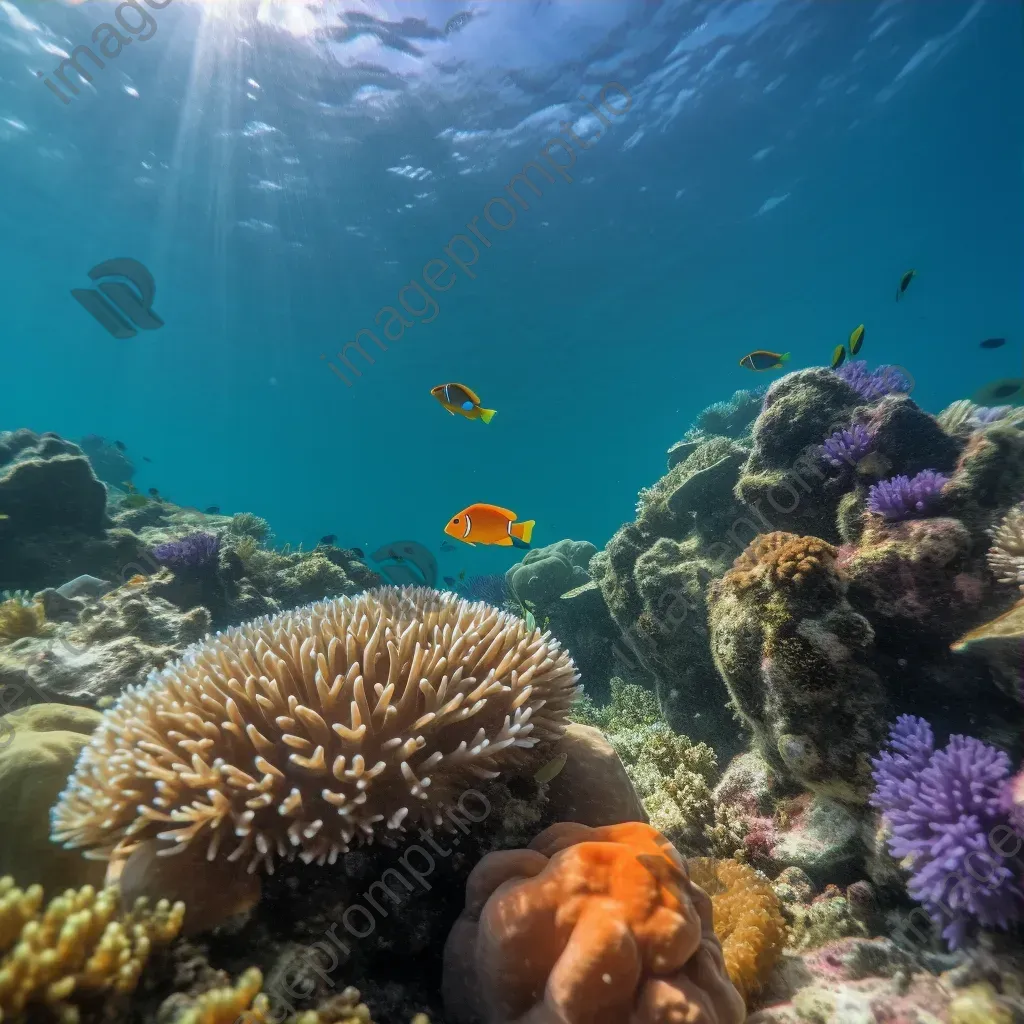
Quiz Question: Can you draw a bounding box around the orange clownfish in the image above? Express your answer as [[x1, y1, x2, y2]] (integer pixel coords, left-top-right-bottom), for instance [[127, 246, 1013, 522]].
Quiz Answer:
[[444, 503, 535, 549], [431, 383, 496, 423]]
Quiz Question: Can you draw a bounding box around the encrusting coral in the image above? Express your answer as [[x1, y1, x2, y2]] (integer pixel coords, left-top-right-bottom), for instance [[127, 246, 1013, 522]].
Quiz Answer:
[[442, 821, 746, 1023], [0, 876, 184, 1023], [51, 587, 579, 913], [686, 857, 786, 1001]]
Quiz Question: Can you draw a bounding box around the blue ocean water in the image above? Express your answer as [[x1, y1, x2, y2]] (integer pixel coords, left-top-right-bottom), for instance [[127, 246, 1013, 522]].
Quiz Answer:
[[0, 0, 1020, 580]]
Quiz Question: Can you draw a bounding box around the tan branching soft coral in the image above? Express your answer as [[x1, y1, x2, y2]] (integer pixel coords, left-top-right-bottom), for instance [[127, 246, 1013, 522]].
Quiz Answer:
[[987, 503, 1024, 591], [52, 587, 579, 887], [442, 821, 746, 1024], [171, 966, 430, 1024], [686, 858, 786, 1001], [0, 876, 184, 1023]]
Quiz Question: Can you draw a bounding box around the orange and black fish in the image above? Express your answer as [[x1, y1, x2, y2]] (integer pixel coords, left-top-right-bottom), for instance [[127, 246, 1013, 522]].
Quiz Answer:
[[444, 503, 535, 549], [896, 269, 916, 301], [740, 350, 790, 371], [431, 383, 496, 423], [980, 337, 1007, 350]]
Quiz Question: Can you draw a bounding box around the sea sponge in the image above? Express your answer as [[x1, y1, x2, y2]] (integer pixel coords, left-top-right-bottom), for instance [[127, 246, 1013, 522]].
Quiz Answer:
[[0, 876, 184, 1023], [442, 820, 746, 1024], [686, 858, 786, 1000], [52, 587, 579, 883], [0, 703, 105, 894]]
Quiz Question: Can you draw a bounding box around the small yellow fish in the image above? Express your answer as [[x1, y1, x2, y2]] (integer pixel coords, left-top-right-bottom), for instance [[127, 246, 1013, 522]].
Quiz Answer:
[[848, 324, 865, 356], [0, 514, 8, 521], [831, 345, 847, 370], [534, 752, 568, 784]]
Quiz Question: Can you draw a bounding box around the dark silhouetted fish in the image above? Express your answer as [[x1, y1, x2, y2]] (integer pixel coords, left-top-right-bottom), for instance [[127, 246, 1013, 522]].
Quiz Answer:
[[114, 440, 127, 451], [980, 337, 1007, 350], [205, 506, 221, 515], [896, 269, 916, 300], [320, 534, 337, 545]]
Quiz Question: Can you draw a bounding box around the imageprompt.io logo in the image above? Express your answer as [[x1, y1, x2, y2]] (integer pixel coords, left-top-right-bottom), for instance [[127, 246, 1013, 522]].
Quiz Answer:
[[71, 257, 164, 339]]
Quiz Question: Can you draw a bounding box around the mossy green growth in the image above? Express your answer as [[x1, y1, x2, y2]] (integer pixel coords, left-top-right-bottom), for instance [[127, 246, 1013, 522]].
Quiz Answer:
[[0, 703, 106, 894]]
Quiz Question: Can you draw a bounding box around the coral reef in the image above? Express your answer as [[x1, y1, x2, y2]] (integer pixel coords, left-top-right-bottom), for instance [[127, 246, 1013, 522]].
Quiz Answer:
[[820, 424, 874, 469], [833, 360, 913, 402], [52, 587, 579, 912], [683, 388, 766, 443], [0, 876, 184, 1023], [708, 531, 885, 801], [870, 715, 1023, 948], [0, 573, 210, 707], [687, 857, 786, 1000], [749, 935, 1024, 1022], [228, 511, 272, 543], [591, 434, 749, 753], [0, 703, 105, 894], [77, 434, 135, 489], [442, 821, 746, 1023], [152, 531, 222, 572]]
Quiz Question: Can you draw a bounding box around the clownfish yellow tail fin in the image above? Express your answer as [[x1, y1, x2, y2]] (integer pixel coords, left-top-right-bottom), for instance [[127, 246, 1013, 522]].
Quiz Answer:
[[780, 352, 791, 363], [510, 519, 535, 549], [478, 407, 497, 424]]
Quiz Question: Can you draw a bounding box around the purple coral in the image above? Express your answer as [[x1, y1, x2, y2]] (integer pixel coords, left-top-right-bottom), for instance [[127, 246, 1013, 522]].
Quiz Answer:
[[152, 531, 221, 572], [834, 360, 913, 402], [870, 715, 1024, 948], [821, 424, 874, 468], [867, 470, 948, 521]]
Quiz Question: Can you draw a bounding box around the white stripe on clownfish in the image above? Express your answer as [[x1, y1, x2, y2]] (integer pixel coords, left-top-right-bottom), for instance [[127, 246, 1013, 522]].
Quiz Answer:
[[462, 514, 472, 539]]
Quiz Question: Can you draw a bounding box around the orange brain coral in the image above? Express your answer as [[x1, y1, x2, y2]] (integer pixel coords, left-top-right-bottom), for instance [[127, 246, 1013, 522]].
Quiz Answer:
[[442, 821, 746, 1024], [724, 532, 839, 593], [51, 587, 579, 876], [686, 858, 786, 1001]]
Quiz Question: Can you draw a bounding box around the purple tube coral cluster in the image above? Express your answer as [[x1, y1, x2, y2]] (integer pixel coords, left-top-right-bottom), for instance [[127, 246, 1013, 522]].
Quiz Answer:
[[834, 360, 913, 402], [821, 424, 874, 468], [870, 715, 1024, 949], [151, 531, 221, 572], [970, 406, 1012, 427], [867, 470, 948, 521]]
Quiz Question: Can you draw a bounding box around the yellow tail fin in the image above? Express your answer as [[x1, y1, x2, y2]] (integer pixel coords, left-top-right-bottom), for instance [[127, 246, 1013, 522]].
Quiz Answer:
[[512, 519, 535, 546], [478, 407, 497, 424], [780, 352, 791, 363]]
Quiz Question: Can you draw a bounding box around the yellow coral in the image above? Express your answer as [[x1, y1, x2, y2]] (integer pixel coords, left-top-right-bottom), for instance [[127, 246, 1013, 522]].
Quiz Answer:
[[0, 876, 184, 1023], [175, 967, 428, 1024], [0, 594, 51, 644], [687, 858, 787, 1001]]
